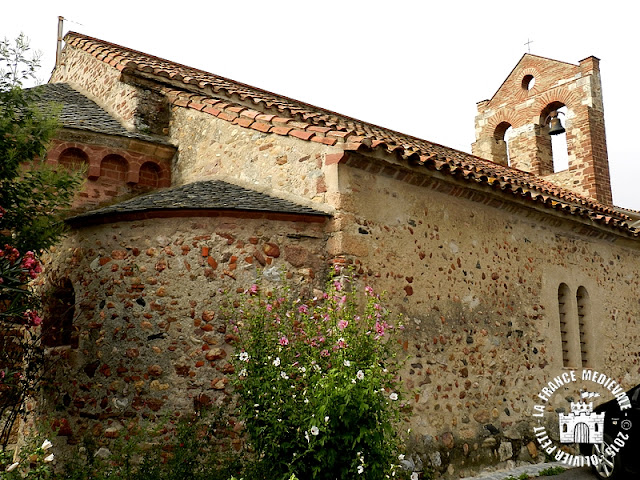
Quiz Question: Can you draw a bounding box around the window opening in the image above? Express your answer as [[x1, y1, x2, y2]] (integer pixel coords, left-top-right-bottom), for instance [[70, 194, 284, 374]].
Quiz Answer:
[[576, 286, 590, 368], [558, 283, 571, 368], [43, 279, 76, 348], [522, 75, 535, 91], [551, 106, 569, 172]]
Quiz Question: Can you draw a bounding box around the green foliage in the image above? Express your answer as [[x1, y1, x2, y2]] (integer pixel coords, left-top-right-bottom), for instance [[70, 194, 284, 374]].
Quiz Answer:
[[228, 271, 413, 480], [0, 33, 83, 451], [0, 437, 55, 479], [1, 34, 84, 254], [536, 466, 565, 476], [0, 411, 240, 479]]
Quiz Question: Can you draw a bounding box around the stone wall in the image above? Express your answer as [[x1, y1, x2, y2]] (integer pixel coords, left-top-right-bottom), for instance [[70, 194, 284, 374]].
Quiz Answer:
[[40, 214, 327, 451], [168, 106, 340, 205], [327, 157, 640, 476]]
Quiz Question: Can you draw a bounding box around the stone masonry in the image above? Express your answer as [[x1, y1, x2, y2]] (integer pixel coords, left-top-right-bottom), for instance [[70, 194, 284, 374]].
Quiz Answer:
[[23, 32, 640, 478]]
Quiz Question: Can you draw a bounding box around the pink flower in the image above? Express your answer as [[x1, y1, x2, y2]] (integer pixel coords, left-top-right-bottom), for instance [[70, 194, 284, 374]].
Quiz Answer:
[[374, 321, 385, 338], [337, 319, 348, 331], [266, 304, 273, 312], [24, 310, 42, 326], [334, 281, 343, 291], [320, 349, 330, 357], [298, 304, 309, 314], [248, 284, 258, 295], [279, 336, 289, 346], [365, 285, 374, 296]]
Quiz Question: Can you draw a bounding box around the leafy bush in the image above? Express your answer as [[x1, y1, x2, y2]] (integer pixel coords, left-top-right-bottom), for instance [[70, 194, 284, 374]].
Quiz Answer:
[[229, 270, 412, 480], [57, 410, 240, 480]]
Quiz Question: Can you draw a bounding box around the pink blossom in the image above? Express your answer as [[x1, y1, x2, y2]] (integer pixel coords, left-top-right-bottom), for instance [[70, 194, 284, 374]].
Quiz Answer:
[[333, 281, 343, 291], [365, 285, 374, 296], [320, 349, 330, 357], [279, 336, 289, 346], [24, 310, 42, 326], [248, 284, 258, 295], [266, 304, 273, 312], [298, 304, 309, 314], [374, 321, 385, 338], [337, 319, 348, 330]]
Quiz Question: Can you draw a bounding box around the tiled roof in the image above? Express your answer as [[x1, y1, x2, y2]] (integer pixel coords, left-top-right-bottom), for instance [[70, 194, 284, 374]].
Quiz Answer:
[[67, 179, 329, 224], [33, 83, 166, 144], [62, 32, 638, 238]]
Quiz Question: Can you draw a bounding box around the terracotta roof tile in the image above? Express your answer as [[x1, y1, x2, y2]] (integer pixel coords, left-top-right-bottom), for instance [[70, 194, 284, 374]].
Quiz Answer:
[[62, 32, 637, 237]]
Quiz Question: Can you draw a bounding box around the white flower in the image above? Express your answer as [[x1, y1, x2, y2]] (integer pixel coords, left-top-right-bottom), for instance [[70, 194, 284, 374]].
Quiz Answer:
[[357, 465, 364, 474], [324, 416, 329, 423], [273, 357, 281, 366], [305, 431, 310, 443], [299, 366, 306, 373], [304, 398, 309, 403], [389, 392, 398, 401], [411, 473, 418, 480], [41, 439, 53, 450], [356, 370, 364, 380], [239, 352, 249, 362], [352, 379, 356, 384], [344, 359, 351, 367], [6, 462, 19, 472], [44, 453, 55, 463], [398, 454, 405, 461], [239, 369, 247, 377], [310, 425, 319, 436], [280, 371, 289, 380]]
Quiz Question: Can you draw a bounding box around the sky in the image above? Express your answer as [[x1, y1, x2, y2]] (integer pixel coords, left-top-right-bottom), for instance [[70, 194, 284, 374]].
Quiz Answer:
[[2, 1, 639, 210]]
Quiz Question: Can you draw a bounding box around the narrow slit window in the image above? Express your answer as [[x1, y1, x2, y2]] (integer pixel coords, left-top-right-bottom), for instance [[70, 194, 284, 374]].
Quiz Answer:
[[576, 286, 590, 368]]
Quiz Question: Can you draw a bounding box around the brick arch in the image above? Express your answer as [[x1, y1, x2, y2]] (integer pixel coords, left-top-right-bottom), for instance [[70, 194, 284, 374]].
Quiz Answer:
[[99, 154, 129, 182], [136, 161, 170, 188], [57, 147, 89, 170], [514, 66, 540, 99], [533, 87, 580, 122], [481, 109, 524, 139]]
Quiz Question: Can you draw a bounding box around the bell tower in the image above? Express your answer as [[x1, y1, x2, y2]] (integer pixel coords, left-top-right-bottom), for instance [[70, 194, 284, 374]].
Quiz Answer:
[[472, 54, 612, 205]]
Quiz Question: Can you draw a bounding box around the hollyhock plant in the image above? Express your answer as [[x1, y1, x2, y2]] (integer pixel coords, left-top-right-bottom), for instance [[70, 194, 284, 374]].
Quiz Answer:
[[229, 270, 411, 480]]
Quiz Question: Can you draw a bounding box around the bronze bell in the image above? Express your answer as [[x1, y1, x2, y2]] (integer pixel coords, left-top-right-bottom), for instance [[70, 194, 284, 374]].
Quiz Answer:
[[548, 112, 566, 136]]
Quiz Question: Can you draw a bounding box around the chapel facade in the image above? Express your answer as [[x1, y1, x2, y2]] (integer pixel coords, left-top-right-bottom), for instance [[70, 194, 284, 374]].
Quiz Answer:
[[28, 32, 640, 477]]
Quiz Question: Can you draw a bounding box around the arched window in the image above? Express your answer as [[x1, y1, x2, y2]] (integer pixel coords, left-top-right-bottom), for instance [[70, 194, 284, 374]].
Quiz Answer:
[[100, 154, 128, 182], [138, 161, 162, 188], [493, 122, 513, 167], [43, 279, 76, 348], [58, 147, 89, 171], [539, 103, 569, 174], [550, 106, 569, 172], [576, 286, 590, 368], [558, 283, 572, 368]]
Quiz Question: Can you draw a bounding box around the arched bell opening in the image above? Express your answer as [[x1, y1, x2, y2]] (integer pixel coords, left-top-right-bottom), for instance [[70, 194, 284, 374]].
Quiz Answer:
[[539, 102, 569, 174]]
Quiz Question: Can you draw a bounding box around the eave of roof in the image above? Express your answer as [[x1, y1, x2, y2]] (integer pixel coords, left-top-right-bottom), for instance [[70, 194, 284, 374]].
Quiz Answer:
[[61, 32, 638, 239], [66, 179, 330, 226]]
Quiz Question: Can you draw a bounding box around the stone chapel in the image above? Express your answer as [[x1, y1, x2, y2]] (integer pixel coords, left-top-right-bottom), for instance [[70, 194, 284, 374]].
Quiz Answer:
[[29, 31, 640, 476]]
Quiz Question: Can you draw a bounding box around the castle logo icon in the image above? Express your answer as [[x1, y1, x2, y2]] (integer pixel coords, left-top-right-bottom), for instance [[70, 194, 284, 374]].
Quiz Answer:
[[558, 391, 605, 444]]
